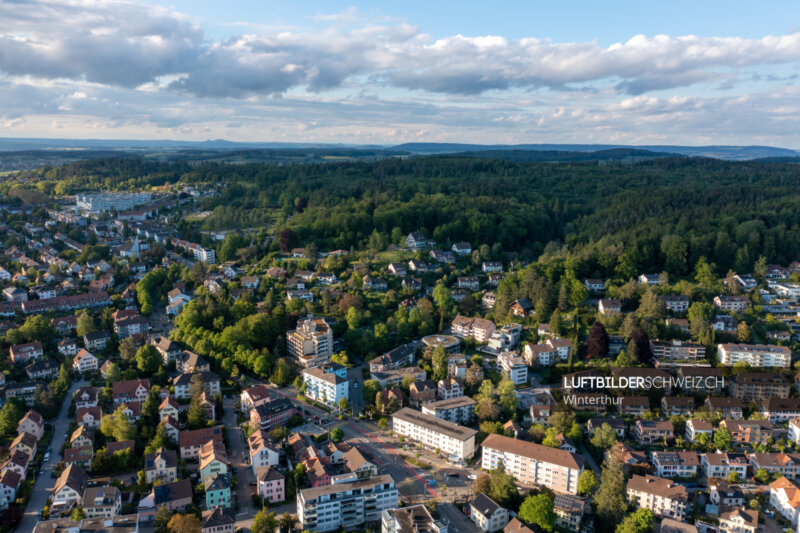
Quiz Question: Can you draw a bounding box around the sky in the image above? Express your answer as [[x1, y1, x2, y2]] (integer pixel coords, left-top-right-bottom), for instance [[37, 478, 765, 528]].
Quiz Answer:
[[1, 0, 800, 146]]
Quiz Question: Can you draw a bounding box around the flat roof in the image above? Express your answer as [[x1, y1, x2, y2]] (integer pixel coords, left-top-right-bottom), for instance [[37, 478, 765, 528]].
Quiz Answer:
[[300, 474, 394, 500]]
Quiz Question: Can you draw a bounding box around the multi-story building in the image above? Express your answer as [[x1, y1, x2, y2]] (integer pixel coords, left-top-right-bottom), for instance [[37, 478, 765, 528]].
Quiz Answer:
[[769, 477, 800, 527], [635, 420, 674, 444], [705, 397, 744, 419], [701, 452, 748, 479], [487, 323, 523, 353], [381, 505, 447, 533], [76, 192, 151, 213], [497, 351, 528, 385], [469, 494, 509, 532], [717, 343, 792, 368], [421, 396, 476, 425], [480, 434, 585, 495], [144, 448, 178, 484], [437, 378, 464, 401], [677, 367, 724, 394], [302, 364, 349, 407], [297, 474, 398, 532], [661, 396, 694, 417], [685, 419, 713, 443], [713, 295, 749, 313], [760, 398, 800, 423], [288, 317, 333, 368], [719, 420, 772, 446], [450, 316, 496, 343], [663, 295, 690, 313], [553, 494, 586, 533], [652, 451, 700, 478], [249, 398, 295, 431], [82, 486, 122, 518], [392, 408, 477, 460], [256, 466, 285, 503], [626, 475, 688, 520], [749, 453, 800, 480], [649, 340, 706, 362], [719, 508, 758, 533], [730, 372, 790, 401]]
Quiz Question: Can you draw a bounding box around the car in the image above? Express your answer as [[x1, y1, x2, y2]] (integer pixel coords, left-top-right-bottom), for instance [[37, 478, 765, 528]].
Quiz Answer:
[[428, 480, 436, 487], [468, 474, 478, 480], [43, 452, 50, 462], [39, 469, 44, 475], [353, 382, 359, 388]]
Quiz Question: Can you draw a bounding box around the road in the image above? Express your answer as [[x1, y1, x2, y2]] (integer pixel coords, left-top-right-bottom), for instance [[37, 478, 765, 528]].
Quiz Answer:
[[17, 379, 85, 532], [346, 365, 365, 415], [438, 502, 481, 533], [222, 397, 257, 527]]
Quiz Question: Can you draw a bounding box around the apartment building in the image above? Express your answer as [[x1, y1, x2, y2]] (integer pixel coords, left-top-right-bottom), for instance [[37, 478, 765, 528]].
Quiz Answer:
[[760, 398, 800, 423], [730, 372, 790, 401], [685, 419, 713, 443], [717, 343, 792, 368], [701, 452, 748, 479], [661, 396, 694, 417], [76, 192, 151, 213], [297, 474, 398, 532], [302, 364, 349, 407], [391, 408, 477, 460], [288, 317, 333, 368], [553, 494, 586, 533], [719, 420, 772, 446], [663, 295, 690, 312], [652, 451, 700, 478], [635, 420, 674, 444], [719, 508, 758, 533], [649, 340, 706, 362], [381, 505, 447, 533], [469, 493, 509, 532], [420, 396, 476, 425], [487, 323, 523, 353], [749, 453, 800, 480], [626, 475, 689, 520], [769, 477, 800, 527], [450, 315, 496, 343], [497, 351, 528, 386], [705, 397, 744, 419], [677, 367, 724, 394], [480, 434, 585, 495], [713, 295, 749, 313]]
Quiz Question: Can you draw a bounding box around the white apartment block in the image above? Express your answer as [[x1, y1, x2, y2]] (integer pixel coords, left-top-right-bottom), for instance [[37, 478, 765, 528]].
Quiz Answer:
[[770, 477, 800, 527], [487, 323, 523, 352], [626, 475, 688, 520], [288, 317, 333, 368], [652, 451, 699, 478], [391, 408, 477, 460], [302, 365, 349, 407], [717, 343, 792, 368], [480, 434, 585, 495], [76, 192, 151, 213], [297, 474, 398, 532], [701, 452, 748, 479], [421, 396, 476, 425], [497, 351, 528, 386]]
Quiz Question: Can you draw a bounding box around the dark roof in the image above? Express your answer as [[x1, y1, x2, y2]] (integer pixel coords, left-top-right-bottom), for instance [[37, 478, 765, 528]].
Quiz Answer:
[[153, 479, 192, 504], [471, 493, 502, 517]]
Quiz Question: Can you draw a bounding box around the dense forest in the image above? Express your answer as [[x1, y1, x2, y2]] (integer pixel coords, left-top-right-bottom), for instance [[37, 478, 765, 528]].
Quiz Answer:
[[12, 155, 800, 278]]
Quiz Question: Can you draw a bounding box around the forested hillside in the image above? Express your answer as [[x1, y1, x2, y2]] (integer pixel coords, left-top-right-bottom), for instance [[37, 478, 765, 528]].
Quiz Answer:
[[12, 155, 800, 279]]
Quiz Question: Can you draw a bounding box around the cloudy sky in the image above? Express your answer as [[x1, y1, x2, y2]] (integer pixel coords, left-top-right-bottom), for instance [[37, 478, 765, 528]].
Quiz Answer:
[[2, 0, 800, 146]]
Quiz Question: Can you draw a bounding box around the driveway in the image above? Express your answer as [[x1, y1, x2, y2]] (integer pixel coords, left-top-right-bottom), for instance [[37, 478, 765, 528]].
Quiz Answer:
[[16, 379, 85, 532]]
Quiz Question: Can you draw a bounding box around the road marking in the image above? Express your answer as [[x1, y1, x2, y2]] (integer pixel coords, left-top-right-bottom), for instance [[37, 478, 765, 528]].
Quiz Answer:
[[345, 422, 437, 498]]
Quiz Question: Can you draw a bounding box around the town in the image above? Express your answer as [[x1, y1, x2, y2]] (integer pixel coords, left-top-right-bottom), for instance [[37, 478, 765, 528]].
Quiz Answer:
[[0, 175, 797, 533]]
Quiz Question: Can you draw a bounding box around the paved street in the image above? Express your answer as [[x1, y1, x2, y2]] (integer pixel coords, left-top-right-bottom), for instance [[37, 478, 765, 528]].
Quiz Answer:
[[222, 398, 257, 526], [438, 502, 481, 533], [17, 379, 85, 532]]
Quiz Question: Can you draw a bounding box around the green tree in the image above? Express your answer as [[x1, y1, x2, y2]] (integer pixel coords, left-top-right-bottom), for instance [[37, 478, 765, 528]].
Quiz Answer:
[[754, 468, 770, 483], [0, 400, 23, 437], [432, 345, 448, 381], [595, 444, 628, 523], [714, 426, 733, 451], [167, 513, 202, 533], [330, 351, 351, 367], [518, 493, 555, 532], [548, 408, 575, 435], [542, 428, 561, 448], [252, 509, 278, 533], [270, 358, 292, 386], [76, 310, 97, 337], [578, 470, 598, 495], [187, 374, 209, 430], [330, 427, 344, 442], [153, 504, 173, 533], [136, 344, 161, 374], [590, 423, 619, 450], [362, 379, 382, 404], [615, 508, 655, 533], [433, 284, 453, 310], [100, 405, 135, 442], [346, 307, 361, 330], [338, 397, 350, 413], [496, 378, 517, 414], [119, 337, 138, 362], [70, 507, 86, 521], [486, 465, 519, 507]]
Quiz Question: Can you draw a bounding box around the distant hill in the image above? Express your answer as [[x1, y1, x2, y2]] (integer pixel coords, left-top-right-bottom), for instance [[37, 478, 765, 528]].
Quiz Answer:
[[393, 142, 800, 161], [451, 148, 676, 162]]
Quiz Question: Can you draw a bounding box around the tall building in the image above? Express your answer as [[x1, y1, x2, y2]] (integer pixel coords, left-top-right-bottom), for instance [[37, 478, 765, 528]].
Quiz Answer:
[[302, 363, 349, 407], [297, 474, 398, 532], [480, 434, 585, 495], [288, 317, 333, 368], [76, 192, 151, 213]]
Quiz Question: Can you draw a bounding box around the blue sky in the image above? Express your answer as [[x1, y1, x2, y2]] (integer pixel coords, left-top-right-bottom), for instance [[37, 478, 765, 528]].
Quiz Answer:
[[1, 0, 799, 146]]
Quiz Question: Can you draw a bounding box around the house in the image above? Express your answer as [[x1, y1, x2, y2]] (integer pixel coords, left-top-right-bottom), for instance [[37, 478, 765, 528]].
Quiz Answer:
[[9, 341, 44, 364], [584, 278, 605, 292], [152, 336, 182, 364], [1, 450, 30, 479], [437, 377, 464, 400], [179, 426, 224, 460], [709, 480, 746, 508], [256, 466, 285, 503], [199, 440, 229, 481], [249, 398, 295, 431], [52, 464, 88, 512], [626, 475, 688, 520], [452, 242, 472, 256], [587, 417, 626, 438], [523, 343, 557, 367], [749, 453, 800, 480], [138, 479, 193, 521], [369, 344, 416, 372], [761, 398, 800, 423], [10, 432, 37, 457], [362, 275, 387, 291], [26, 358, 60, 380], [17, 409, 44, 440], [457, 276, 480, 290], [240, 384, 272, 413], [705, 397, 744, 419], [172, 371, 221, 400], [685, 419, 713, 443], [661, 396, 694, 417], [769, 476, 800, 527], [84, 331, 111, 351], [144, 448, 178, 484], [58, 338, 79, 358], [701, 452, 748, 479], [76, 407, 103, 429], [159, 396, 180, 421], [409, 380, 437, 407], [241, 275, 260, 289], [546, 337, 573, 361], [52, 315, 78, 335], [719, 508, 758, 533], [112, 378, 150, 406], [469, 493, 509, 532], [638, 274, 662, 286], [249, 431, 281, 474], [0, 470, 20, 510], [663, 295, 690, 312], [619, 396, 650, 416], [652, 451, 699, 478], [160, 416, 181, 444], [482, 261, 503, 273], [713, 295, 749, 313], [634, 420, 674, 444], [387, 263, 407, 277], [205, 474, 232, 509], [176, 350, 211, 373], [73, 348, 99, 374], [343, 447, 378, 479], [510, 298, 533, 317], [82, 486, 122, 519], [450, 315, 496, 342], [598, 298, 622, 315], [406, 231, 432, 250], [720, 419, 772, 445], [2, 287, 27, 303], [70, 425, 94, 449], [203, 508, 235, 533], [553, 494, 586, 533], [64, 446, 94, 469]]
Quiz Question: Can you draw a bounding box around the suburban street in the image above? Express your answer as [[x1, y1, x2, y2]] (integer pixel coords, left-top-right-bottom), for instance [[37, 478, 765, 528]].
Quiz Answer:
[[221, 397, 257, 528], [439, 502, 481, 533], [17, 379, 85, 533]]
